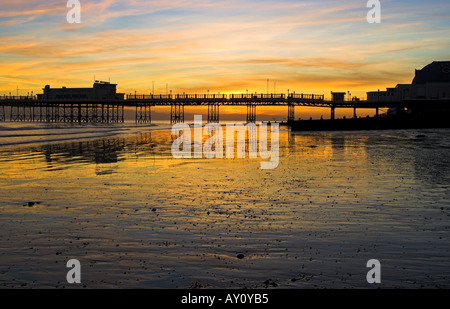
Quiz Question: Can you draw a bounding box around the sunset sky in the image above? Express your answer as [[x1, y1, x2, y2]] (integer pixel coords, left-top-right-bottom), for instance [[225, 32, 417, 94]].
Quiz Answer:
[[1, 0, 450, 103]]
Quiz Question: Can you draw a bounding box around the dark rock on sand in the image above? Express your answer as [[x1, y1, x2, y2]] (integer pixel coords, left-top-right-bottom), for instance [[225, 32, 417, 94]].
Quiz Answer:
[[23, 201, 37, 207], [263, 279, 278, 287]]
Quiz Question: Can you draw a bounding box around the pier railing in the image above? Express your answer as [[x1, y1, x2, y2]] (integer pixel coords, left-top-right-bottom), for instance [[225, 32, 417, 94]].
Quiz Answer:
[[127, 94, 173, 100], [1, 93, 327, 103], [289, 94, 325, 101], [175, 94, 227, 99], [229, 94, 286, 99], [0, 95, 35, 100], [127, 93, 316, 100]]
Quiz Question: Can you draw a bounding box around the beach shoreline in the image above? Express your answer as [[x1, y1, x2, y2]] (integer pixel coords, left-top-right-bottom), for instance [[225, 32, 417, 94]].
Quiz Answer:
[[0, 127, 449, 288]]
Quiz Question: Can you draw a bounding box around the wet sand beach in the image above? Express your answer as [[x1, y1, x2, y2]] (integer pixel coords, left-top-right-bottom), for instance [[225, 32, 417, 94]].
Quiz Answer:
[[0, 124, 449, 288]]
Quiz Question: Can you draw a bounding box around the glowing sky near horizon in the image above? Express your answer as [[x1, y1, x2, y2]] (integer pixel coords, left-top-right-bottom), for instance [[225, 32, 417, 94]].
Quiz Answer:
[[1, 0, 450, 100]]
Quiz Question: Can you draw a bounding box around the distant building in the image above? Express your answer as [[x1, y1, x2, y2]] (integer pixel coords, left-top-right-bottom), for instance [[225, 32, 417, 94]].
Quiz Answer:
[[331, 92, 346, 103], [37, 81, 125, 101], [367, 61, 450, 102]]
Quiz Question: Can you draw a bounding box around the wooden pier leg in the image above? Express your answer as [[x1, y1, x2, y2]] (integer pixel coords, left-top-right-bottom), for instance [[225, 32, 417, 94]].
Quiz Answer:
[[247, 103, 256, 123], [38, 104, 42, 122], [247, 105, 249, 123], [215, 104, 219, 123], [288, 104, 295, 123], [136, 105, 145, 124], [21, 102, 25, 122], [70, 104, 74, 123], [331, 106, 335, 120], [45, 104, 49, 123], [78, 103, 82, 123], [181, 104, 185, 123], [148, 105, 151, 124], [207, 104, 211, 123], [208, 104, 219, 123], [145, 105, 148, 123], [0, 104, 4, 122], [171, 104, 184, 124], [63, 104, 67, 123]]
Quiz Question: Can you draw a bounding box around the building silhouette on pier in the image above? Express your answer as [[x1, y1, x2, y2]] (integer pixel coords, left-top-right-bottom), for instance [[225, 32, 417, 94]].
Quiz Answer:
[[37, 81, 125, 101]]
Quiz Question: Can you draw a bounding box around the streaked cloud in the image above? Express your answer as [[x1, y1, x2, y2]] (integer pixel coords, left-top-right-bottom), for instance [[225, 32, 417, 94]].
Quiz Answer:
[[1, 0, 450, 101]]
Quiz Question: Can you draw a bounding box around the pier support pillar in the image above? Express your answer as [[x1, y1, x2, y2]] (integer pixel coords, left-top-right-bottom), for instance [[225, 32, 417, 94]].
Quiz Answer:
[[111, 104, 115, 123], [78, 103, 82, 123], [0, 104, 5, 122], [288, 104, 295, 123], [375, 107, 379, 117], [207, 104, 220, 123], [247, 103, 256, 123], [101, 104, 105, 123], [170, 103, 184, 124], [353, 108, 357, 119], [36, 103, 44, 122], [330, 106, 336, 120], [69, 103, 74, 123], [136, 104, 152, 124], [106, 104, 111, 123], [10, 102, 33, 122]]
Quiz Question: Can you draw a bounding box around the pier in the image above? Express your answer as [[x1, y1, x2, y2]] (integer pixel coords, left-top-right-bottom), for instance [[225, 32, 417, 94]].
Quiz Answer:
[[0, 92, 411, 125], [0, 97, 125, 124], [0, 62, 449, 129]]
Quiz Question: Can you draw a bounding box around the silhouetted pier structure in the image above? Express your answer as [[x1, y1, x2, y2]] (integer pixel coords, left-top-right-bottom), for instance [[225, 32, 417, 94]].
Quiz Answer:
[[125, 92, 415, 124], [0, 92, 428, 125], [1, 62, 449, 127], [0, 97, 125, 123]]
